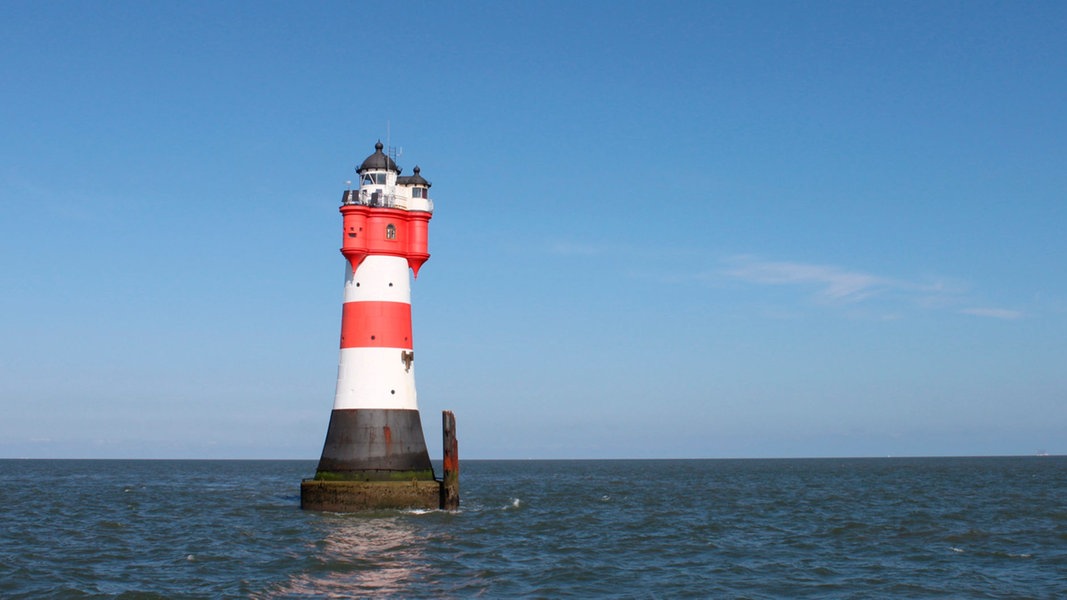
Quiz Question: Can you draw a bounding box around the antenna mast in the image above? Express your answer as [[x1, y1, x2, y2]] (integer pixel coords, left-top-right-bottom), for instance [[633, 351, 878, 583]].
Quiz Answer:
[[385, 120, 402, 170]]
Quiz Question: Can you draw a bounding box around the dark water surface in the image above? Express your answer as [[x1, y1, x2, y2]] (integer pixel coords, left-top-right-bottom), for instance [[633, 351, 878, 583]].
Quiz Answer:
[[1, 457, 1065, 598]]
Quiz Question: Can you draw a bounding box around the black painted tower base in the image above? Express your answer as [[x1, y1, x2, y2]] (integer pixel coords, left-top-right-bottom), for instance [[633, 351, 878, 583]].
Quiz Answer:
[[314, 408, 435, 481], [302, 408, 442, 511]]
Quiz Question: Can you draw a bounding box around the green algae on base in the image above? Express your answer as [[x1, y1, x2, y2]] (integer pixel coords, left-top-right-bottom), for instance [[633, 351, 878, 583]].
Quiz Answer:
[[313, 468, 436, 482]]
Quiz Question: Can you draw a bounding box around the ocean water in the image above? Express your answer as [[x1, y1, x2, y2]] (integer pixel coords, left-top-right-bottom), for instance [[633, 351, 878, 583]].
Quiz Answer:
[[0, 457, 1064, 598]]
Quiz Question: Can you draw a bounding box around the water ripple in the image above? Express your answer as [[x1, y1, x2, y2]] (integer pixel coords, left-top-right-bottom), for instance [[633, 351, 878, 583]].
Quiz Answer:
[[1, 457, 1065, 598]]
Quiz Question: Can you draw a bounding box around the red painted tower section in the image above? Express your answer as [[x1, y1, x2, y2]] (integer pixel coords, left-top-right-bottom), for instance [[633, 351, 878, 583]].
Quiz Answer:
[[339, 204, 432, 277]]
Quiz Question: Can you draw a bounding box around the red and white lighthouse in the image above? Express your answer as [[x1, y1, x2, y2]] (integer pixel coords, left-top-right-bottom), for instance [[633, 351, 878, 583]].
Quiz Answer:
[[304, 141, 440, 501]]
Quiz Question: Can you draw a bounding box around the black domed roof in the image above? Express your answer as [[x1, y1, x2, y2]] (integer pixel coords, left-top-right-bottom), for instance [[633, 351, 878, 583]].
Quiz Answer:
[[397, 165, 431, 187], [357, 141, 399, 173]]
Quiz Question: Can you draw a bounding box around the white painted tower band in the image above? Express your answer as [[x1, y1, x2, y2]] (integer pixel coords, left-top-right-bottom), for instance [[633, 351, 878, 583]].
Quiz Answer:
[[333, 256, 418, 411]]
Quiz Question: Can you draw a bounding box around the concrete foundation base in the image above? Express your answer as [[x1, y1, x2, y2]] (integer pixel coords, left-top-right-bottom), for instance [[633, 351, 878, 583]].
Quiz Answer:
[[300, 479, 442, 511]]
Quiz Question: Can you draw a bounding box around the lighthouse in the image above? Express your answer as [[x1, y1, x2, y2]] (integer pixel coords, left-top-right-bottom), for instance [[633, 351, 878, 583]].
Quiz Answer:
[[301, 141, 457, 511]]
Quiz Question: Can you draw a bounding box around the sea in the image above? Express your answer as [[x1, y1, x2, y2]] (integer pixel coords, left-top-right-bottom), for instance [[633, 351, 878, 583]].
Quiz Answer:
[[0, 457, 1064, 598]]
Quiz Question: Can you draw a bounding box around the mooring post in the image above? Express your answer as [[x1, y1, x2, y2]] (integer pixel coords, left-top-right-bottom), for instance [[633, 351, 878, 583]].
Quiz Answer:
[[441, 410, 460, 510]]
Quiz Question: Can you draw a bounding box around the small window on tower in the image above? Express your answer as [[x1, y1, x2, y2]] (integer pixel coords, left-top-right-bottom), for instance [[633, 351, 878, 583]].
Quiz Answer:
[[386, 224, 397, 240], [412, 188, 425, 199]]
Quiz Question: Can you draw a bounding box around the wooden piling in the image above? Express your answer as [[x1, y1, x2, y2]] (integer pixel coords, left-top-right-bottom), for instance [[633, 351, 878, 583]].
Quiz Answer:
[[441, 410, 459, 510]]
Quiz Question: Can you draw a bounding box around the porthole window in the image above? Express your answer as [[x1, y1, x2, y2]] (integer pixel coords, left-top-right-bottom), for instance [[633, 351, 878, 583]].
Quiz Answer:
[[386, 224, 397, 240]]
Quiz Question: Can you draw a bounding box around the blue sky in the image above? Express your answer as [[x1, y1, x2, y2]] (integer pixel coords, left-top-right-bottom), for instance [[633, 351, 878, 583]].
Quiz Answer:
[[2, 1, 1064, 459]]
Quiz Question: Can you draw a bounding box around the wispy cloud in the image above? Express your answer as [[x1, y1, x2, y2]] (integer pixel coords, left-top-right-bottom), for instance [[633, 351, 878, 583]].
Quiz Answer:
[[546, 241, 617, 256], [720, 255, 1023, 319], [545, 239, 693, 259], [4, 171, 103, 222], [546, 243, 1028, 321], [959, 307, 1024, 320], [721, 255, 903, 304]]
